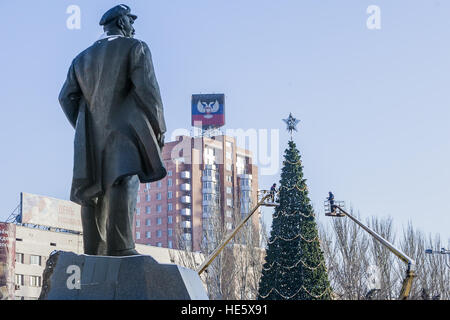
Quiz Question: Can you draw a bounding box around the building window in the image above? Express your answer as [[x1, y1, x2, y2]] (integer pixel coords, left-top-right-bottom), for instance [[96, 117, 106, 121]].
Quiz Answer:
[[136, 195, 140, 203], [182, 233, 192, 241], [136, 232, 141, 240], [168, 203, 173, 211], [168, 241, 173, 249], [226, 163, 232, 171], [203, 194, 212, 201], [157, 218, 162, 225], [16, 253, 24, 264], [226, 210, 233, 218], [168, 170, 173, 176], [241, 190, 251, 199], [157, 230, 162, 238], [226, 175, 232, 183], [30, 255, 41, 266], [168, 216, 173, 224], [226, 222, 233, 230], [227, 187, 232, 194], [168, 191, 173, 199], [168, 228, 173, 237], [145, 206, 151, 214], [226, 151, 232, 159], [146, 231, 151, 239], [168, 179, 173, 187], [157, 242, 162, 247], [241, 202, 250, 214], [146, 219, 151, 226], [226, 198, 232, 207], [156, 193, 162, 200], [15, 274, 24, 286], [157, 181, 162, 188], [145, 183, 151, 190], [136, 207, 140, 215], [136, 219, 140, 227], [204, 181, 216, 189], [146, 194, 151, 202], [29, 276, 41, 287], [157, 205, 162, 213]]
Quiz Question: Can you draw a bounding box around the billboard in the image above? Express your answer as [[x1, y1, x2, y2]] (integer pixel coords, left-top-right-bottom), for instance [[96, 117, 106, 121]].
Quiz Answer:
[[20, 192, 82, 232], [0, 223, 15, 300], [191, 94, 225, 129]]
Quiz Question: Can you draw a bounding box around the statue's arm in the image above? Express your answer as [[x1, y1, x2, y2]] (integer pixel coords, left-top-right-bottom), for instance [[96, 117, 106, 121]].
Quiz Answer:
[[59, 63, 82, 129], [130, 41, 167, 145]]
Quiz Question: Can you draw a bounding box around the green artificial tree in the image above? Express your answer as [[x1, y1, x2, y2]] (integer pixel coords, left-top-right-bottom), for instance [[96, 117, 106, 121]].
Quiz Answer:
[[258, 114, 332, 300]]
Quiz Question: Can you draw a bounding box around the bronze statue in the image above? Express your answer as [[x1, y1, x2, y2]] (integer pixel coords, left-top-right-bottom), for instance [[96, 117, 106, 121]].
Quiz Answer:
[[59, 4, 167, 256]]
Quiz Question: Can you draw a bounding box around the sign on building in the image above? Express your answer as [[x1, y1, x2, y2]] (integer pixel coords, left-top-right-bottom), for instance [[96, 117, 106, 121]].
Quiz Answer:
[[0, 223, 15, 300], [19, 192, 82, 232]]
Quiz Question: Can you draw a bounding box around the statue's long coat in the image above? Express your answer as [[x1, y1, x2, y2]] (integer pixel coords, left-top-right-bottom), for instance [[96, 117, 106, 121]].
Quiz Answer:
[[59, 36, 167, 205]]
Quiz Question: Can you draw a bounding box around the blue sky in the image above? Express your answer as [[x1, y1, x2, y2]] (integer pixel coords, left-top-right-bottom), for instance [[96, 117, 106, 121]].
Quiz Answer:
[[0, 1, 449, 241]]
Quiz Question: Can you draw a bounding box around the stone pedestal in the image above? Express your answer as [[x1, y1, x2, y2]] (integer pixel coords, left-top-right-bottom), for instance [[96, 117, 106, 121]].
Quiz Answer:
[[39, 251, 208, 300]]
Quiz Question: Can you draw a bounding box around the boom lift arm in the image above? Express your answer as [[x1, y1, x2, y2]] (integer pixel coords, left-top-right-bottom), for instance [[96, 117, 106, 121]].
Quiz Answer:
[[197, 190, 278, 275], [329, 203, 416, 300]]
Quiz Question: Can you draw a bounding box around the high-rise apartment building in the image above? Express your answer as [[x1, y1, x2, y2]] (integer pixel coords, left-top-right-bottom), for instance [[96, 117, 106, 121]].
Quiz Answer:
[[134, 134, 260, 251]]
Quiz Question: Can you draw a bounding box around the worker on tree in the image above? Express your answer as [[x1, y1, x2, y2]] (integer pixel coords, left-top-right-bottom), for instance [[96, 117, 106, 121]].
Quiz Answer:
[[328, 191, 335, 213]]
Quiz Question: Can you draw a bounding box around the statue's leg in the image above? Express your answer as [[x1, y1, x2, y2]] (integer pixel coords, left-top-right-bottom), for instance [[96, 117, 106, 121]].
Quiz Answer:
[[104, 174, 140, 256], [81, 200, 107, 255]]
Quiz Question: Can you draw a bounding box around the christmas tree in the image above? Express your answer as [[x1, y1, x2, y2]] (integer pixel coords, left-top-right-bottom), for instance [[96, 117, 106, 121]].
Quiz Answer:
[[258, 114, 332, 300]]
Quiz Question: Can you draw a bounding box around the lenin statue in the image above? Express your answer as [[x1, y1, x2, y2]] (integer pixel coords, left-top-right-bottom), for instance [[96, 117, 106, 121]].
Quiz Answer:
[[59, 4, 167, 256]]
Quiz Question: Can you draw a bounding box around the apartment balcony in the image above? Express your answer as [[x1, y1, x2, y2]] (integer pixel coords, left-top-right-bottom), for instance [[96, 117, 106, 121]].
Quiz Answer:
[[181, 196, 191, 204], [239, 174, 252, 191], [181, 171, 190, 179], [180, 183, 191, 191], [202, 187, 217, 194], [240, 204, 250, 214], [182, 233, 192, 241], [202, 175, 217, 182], [202, 199, 218, 206], [181, 208, 191, 216], [202, 212, 211, 219], [204, 164, 217, 171], [181, 221, 192, 229]]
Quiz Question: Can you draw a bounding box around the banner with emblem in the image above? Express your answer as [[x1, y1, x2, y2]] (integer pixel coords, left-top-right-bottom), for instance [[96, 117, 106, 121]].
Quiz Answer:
[[191, 94, 225, 129]]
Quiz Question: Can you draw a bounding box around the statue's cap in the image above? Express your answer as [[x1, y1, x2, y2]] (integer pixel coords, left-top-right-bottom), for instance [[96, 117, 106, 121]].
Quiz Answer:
[[99, 4, 137, 26]]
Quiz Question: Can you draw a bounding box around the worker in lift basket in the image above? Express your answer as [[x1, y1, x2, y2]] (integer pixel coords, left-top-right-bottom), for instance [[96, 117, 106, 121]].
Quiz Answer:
[[327, 191, 335, 213], [270, 183, 277, 203]]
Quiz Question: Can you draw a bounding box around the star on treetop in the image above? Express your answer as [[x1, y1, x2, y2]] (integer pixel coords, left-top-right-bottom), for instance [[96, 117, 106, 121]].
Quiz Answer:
[[283, 113, 300, 139]]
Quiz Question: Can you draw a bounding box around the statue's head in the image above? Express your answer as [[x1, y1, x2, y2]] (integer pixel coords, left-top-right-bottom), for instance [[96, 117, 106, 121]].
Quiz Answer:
[[100, 4, 137, 38]]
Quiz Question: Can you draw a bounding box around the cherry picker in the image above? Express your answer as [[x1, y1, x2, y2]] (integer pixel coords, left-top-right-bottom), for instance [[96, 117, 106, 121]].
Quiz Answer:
[[325, 195, 416, 300], [197, 189, 278, 275]]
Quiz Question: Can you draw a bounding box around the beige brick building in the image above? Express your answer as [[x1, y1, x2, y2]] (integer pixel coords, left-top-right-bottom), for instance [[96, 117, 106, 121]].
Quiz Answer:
[[134, 134, 260, 252]]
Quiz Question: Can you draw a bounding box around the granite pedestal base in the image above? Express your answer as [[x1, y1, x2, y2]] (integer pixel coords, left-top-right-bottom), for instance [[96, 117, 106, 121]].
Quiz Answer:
[[39, 251, 208, 300]]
